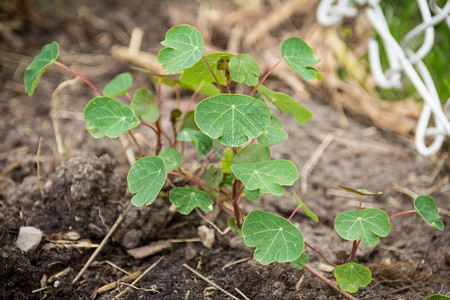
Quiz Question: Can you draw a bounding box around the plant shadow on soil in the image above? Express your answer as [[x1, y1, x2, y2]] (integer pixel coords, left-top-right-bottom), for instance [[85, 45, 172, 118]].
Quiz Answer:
[[0, 1, 449, 299]]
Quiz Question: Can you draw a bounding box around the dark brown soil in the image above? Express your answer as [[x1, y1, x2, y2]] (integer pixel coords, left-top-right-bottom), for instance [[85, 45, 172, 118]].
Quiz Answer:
[[1, 1, 449, 299]]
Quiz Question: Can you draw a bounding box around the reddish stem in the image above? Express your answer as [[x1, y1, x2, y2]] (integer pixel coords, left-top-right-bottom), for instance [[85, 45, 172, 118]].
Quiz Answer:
[[167, 171, 230, 200], [389, 210, 416, 219], [288, 205, 302, 221], [128, 131, 145, 156], [232, 179, 242, 228], [202, 56, 223, 93], [359, 195, 362, 210], [249, 59, 282, 96], [349, 239, 361, 262], [55, 61, 103, 96], [305, 242, 337, 267]]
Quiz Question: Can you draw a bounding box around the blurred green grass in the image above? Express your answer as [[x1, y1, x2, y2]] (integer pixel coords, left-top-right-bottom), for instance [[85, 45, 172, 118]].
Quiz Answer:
[[374, 0, 449, 102]]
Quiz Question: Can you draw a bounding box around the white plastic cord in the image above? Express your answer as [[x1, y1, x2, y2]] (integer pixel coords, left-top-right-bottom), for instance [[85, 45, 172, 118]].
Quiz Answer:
[[317, 0, 450, 156]]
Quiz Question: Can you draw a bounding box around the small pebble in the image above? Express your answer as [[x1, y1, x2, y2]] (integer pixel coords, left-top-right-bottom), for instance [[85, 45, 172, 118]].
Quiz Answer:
[[15, 226, 43, 253]]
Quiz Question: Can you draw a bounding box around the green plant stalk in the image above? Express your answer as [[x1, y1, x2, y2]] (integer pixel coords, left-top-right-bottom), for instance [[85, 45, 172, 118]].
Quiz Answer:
[[202, 56, 223, 93], [389, 210, 416, 219], [54, 61, 104, 96], [249, 59, 282, 96]]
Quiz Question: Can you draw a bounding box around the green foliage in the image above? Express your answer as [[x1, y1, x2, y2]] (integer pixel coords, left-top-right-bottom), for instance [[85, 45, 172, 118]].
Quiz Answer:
[[221, 147, 234, 173], [24, 41, 59, 96], [242, 210, 304, 264], [334, 262, 372, 293], [131, 88, 160, 123], [293, 192, 318, 222], [84, 96, 140, 138], [202, 166, 223, 197], [195, 94, 271, 147], [180, 52, 234, 86], [280, 37, 322, 81], [103, 72, 132, 97], [176, 128, 213, 157], [127, 157, 166, 207], [228, 217, 242, 235], [258, 85, 312, 125], [231, 160, 298, 196], [229, 54, 260, 86], [169, 187, 213, 215], [181, 111, 199, 131], [257, 116, 288, 146], [158, 148, 183, 172], [290, 253, 309, 270], [338, 185, 383, 196], [156, 78, 219, 97], [231, 144, 270, 165], [243, 188, 260, 202], [158, 24, 205, 74], [334, 208, 391, 246], [414, 195, 444, 230], [425, 295, 450, 300]]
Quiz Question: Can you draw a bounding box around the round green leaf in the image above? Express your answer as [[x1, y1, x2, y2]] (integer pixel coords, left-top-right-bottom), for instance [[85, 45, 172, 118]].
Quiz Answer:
[[414, 195, 444, 230], [128, 156, 166, 207], [290, 253, 309, 270], [195, 94, 271, 147], [177, 128, 213, 157], [425, 295, 450, 300], [180, 52, 235, 86], [334, 262, 372, 293], [229, 54, 260, 86], [103, 72, 133, 97], [84, 96, 140, 138], [231, 144, 270, 165], [231, 160, 299, 196], [334, 209, 391, 247], [257, 116, 288, 146], [131, 88, 160, 123], [24, 41, 59, 96], [280, 37, 322, 81], [158, 24, 205, 74], [258, 85, 312, 125], [243, 210, 304, 265], [158, 148, 183, 172], [169, 187, 213, 215]]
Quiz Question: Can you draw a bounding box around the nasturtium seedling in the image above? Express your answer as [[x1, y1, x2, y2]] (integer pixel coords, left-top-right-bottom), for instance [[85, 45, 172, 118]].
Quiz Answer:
[[131, 88, 160, 123], [243, 210, 304, 264], [176, 128, 213, 157], [231, 160, 299, 196], [157, 148, 183, 172], [334, 208, 391, 246], [257, 116, 288, 146], [24, 41, 59, 96], [414, 195, 444, 230], [334, 262, 371, 293], [158, 24, 205, 74], [84, 96, 140, 138], [229, 54, 260, 86], [103, 72, 133, 97], [195, 94, 271, 147], [280, 37, 322, 81], [127, 156, 166, 207], [290, 253, 309, 270], [169, 187, 213, 215]]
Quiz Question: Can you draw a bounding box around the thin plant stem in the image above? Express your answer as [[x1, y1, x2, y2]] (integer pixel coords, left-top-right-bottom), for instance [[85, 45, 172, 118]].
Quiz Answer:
[[128, 131, 145, 156], [54, 61, 103, 96], [349, 239, 361, 262], [303, 264, 359, 300], [202, 56, 223, 93], [155, 79, 163, 154], [359, 195, 362, 210], [288, 205, 302, 221], [305, 242, 337, 267], [167, 171, 230, 200], [232, 179, 242, 228], [249, 59, 282, 96], [389, 210, 416, 219]]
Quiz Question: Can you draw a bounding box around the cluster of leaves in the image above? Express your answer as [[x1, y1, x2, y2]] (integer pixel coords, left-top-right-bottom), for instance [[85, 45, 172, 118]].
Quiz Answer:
[[25, 24, 445, 296]]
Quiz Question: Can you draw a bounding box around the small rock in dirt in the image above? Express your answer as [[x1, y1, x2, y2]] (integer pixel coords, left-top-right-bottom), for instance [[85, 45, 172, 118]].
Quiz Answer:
[[185, 243, 197, 260], [15, 226, 43, 252], [197, 225, 215, 249], [121, 229, 142, 249]]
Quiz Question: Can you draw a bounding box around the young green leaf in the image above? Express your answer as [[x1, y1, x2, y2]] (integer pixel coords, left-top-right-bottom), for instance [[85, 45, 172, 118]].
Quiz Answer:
[[177, 128, 213, 157], [228, 217, 242, 235], [414, 195, 444, 230], [334, 262, 372, 293], [229, 54, 260, 86], [334, 209, 391, 246], [258, 85, 312, 126], [290, 253, 309, 270], [158, 24, 205, 74], [231, 144, 270, 165], [181, 111, 200, 131], [180, 52, 235, 86], [195, 94, 271, 147], [24, 41, 59, 96], [131, 88, 160, 123], [84, 96, 140, 138], [425, 295, 450, 300], [154, 77, 220, 97], [221, 148, 234, 173], [169, 187, 213, 215], [257, 116, 288, 146], [338, 185, 383, 196], [243, 188, 260, 202], [158, 148, 183, 172], [128, 156, 166, 207], [103, 72, 133, 97], [202, 166, 223, 197], [231, 160, 299, 196], [280, 37, 322, 81], [293, 192, 319, 223], [242, 210, 304, 264]]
